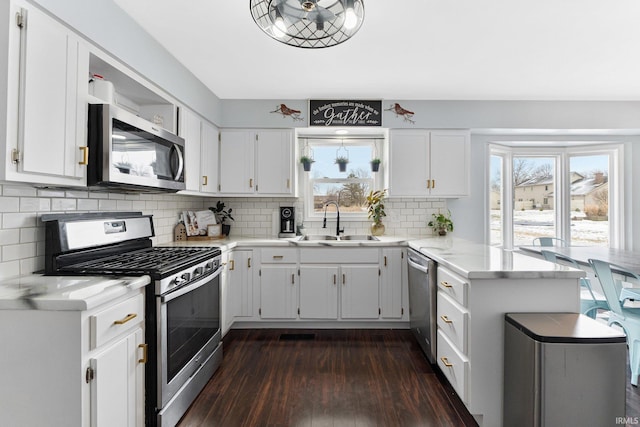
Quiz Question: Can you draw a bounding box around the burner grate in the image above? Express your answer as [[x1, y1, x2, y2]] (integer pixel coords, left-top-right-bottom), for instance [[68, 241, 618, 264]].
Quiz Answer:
[[63, 246, 219, 276]]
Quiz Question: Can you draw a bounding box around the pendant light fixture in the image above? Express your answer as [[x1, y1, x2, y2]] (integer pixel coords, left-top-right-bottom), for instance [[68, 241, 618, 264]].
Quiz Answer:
[[250, 0, 365, 49]]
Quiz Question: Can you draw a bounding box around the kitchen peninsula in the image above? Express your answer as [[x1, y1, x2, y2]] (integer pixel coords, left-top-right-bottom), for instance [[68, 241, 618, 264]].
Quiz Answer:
[[409, 236, 584, 427]]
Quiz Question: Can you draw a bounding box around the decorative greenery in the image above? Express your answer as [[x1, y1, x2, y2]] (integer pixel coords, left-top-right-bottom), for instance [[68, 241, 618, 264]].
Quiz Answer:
[[370, 158, 382, 165], [365, 189, 387, 224], [335, 156, 349, 164], [300, 155, 315, 164], [428, 210, 454, 235], [209, 201, 235, 224]]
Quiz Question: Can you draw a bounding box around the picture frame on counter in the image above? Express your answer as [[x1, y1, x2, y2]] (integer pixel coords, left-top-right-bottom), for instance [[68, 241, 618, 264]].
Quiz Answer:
[[207, 224, 222, 238]]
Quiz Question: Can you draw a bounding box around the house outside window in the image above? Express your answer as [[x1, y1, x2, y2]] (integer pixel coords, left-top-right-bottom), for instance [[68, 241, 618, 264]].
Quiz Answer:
[[489, 144, 621, 248]]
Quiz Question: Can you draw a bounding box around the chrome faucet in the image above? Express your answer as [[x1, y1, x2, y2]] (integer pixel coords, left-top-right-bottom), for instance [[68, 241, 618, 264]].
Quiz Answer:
[[323, 201, 344, 236]]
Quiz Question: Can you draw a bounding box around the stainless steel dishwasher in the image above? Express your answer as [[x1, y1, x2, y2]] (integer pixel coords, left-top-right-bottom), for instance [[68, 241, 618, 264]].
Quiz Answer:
[[407, 248, 437, 363]]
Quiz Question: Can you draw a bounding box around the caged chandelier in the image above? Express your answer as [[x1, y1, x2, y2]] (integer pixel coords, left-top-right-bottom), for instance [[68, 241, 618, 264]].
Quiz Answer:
[[250, 0, 365, 48]]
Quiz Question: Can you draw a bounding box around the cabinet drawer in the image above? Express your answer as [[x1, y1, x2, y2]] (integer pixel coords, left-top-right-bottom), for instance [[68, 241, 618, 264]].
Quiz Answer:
[[300, 248, 378, 264], [437, 292, 469, 353], [261, 248, 298, 264], [437, 330, 469, 404], [90, 293, 144, 349], [437, 266, 468, 306]]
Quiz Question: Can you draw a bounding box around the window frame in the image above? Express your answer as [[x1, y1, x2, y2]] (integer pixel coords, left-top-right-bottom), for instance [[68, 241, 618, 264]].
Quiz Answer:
[[488, 143, 624, 249], [302, 138, 383, 222]]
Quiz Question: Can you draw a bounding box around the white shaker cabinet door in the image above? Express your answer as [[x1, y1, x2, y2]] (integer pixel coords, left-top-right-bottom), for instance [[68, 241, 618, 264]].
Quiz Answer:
[[7, 2, 88, 185], [388, 130, 430, 197], [299, 266, 339, 319], [200, 119, 219, 194], [219, 130, 255, 194], [90, 327, 144, 427], [340, 265, 380, 319], [179, 107, 202, 192], [429, 130, 470, 197], [255, 130, 293, 195]]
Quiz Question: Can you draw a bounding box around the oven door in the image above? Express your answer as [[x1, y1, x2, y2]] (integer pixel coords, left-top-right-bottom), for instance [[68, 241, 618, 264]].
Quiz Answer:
[[157, 266, 221, 407]]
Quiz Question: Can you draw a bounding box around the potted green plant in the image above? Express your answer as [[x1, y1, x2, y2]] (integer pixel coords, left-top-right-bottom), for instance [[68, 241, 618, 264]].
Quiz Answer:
[[335, 156, 349, 172], [300, 155, 315, 172], [370, 158, 381, 172], [428, 210, 454, 236], [209, 201, 235, 236], [365, 189, 387, 236]]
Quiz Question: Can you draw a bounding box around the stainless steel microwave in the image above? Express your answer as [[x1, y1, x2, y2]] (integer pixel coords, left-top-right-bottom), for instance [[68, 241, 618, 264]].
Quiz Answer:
[[87, 103, 185, 192]]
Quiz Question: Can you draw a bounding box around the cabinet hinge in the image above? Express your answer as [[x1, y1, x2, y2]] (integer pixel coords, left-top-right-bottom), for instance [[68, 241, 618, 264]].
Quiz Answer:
[[15, 11, 25, 28], [85, 366, 94, 383], [11, 149, 20, 164]]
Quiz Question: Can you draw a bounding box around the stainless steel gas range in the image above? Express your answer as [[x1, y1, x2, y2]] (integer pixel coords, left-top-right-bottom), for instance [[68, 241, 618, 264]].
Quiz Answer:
[[43, 212, 222, 427]]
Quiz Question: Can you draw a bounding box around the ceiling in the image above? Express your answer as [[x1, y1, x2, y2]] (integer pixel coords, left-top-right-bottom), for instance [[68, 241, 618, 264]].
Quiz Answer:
[[113, 0, 640, 101]]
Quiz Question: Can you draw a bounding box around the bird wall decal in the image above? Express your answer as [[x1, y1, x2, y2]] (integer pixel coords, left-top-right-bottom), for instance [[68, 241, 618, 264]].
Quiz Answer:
[[271, 104, 304, 121], [385, 103, 415, 124]]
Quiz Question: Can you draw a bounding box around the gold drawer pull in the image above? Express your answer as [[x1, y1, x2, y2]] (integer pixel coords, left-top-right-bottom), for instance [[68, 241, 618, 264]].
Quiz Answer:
[[441, 357, 453, 368], [79, 146, 89, 165], [431, 179, 435, 188], [138, 343, 148, 364], [272, 255, 284, 259], [202, 175, 208, 185], [113, 313, 137, 325], [249, 178, 253, 188], [229, 259, 235, 270], [441, 315, 453, 324], [441, 281, 452, 288]]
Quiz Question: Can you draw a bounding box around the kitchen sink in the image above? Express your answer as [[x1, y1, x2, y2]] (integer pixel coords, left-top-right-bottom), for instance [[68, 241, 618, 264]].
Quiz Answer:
[[339, 235, 379, 241], [298, 235, 379, 242], [299, 235, 339, 241]]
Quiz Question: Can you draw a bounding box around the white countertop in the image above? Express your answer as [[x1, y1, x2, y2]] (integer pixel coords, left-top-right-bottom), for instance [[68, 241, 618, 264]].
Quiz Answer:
[[409, 236, 586, 280], [0, 235, 584, 311], [0, 275, 150, 311]]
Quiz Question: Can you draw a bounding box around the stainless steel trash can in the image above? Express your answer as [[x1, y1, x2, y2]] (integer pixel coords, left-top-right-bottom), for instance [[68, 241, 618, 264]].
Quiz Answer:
[[504, 313, 627, 427]]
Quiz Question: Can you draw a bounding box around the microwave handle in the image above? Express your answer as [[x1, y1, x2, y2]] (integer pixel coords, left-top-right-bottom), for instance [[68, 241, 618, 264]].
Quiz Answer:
[[169, 144, 184, 181]]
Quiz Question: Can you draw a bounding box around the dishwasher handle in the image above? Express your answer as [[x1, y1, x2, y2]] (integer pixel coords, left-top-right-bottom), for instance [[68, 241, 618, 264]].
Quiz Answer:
[[407, 256, 430, 274]]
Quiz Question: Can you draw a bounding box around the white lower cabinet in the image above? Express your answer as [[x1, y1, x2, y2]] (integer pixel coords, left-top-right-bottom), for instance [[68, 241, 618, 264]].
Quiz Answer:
[[380, 248, 404, 319], [299, 266, 339, 319], [220, 250, 232, 336], [0, 288, 145, 427], [90, 327, 144, 426], [228, 249, 254, 320], [340, 265, 380, 319], [260, 265, 297, 319]]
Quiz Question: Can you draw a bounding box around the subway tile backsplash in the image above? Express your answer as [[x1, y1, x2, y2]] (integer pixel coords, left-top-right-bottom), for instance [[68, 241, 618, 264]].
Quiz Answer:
[[0, 183, 446, 280]]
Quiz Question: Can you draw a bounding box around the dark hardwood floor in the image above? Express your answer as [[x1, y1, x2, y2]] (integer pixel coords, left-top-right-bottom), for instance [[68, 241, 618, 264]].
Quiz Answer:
[[178, 328, 640, 427], [178, 329, 477, 427]]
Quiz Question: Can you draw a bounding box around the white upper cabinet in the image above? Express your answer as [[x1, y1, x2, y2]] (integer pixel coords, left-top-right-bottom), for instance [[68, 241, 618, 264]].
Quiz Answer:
[[255, 130, 293, 195], [388, 129, 470, 198], [179, 107, 219, 195], [219, 130, 255, 194], [219, 129, 293, 196], [2, 1, 89, 186]]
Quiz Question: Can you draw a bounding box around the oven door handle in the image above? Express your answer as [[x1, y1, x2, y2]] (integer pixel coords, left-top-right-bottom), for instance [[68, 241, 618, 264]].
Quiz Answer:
[[161, 266, 221, 303]]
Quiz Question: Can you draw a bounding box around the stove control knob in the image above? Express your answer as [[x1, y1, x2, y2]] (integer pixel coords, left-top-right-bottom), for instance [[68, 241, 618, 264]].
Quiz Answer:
[[192, 266, 204, 278], [171, 273, 190, 288]]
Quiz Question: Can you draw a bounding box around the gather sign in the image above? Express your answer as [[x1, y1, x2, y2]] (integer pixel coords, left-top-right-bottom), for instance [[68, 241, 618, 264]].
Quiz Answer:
[[309, 100, 382, 127]]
